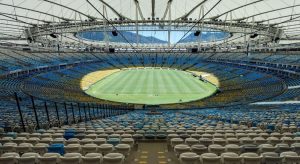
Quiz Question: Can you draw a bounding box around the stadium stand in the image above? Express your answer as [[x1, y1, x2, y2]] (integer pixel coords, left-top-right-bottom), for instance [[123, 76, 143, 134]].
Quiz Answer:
[[1, 0, 300, 163]]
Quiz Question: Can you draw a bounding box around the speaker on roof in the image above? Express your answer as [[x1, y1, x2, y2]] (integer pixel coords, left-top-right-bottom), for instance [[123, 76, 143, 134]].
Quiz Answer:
[[194, 30, 201, 36], [250, 33, 258, 39], [191, 48, 198, 53], [273, 37, 280, 43], [112, 30, 118, 36], [25, 28, 34, 43], [272, 29, 283, 43], [109, 48, 115, 53], [27, 37, 33, 43], [50, 33, 58, 38]]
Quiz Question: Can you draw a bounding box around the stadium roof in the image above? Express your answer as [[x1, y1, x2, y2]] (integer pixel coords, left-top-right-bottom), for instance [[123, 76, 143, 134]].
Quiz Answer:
[[0, 0, 300, 48]]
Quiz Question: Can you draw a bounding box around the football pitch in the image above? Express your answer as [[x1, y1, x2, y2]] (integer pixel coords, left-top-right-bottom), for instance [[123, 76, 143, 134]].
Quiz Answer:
[[85, 68, 217, 105]]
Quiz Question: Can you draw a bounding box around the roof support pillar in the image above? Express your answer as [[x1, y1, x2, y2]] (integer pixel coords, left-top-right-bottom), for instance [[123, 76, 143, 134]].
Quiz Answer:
[[168, 1, 172, 47], [103, 5, 109, 50]]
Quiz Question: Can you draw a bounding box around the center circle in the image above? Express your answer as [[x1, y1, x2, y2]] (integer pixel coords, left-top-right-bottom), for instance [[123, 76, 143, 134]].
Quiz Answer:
[[84, 67, 218, 105]]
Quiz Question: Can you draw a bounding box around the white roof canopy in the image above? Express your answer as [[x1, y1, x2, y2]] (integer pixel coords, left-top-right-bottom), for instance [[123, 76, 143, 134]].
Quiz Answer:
[[0, 0, 299, 43]]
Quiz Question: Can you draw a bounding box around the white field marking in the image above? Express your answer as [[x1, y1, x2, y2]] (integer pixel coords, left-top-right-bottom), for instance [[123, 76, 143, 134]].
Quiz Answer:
[[288, 85, 300, 89], [251, 101, 300, 105]]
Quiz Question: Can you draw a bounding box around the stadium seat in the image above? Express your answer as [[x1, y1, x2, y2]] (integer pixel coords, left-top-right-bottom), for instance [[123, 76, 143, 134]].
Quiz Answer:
[[280, 151, 300, 164], [98, 144, 114, 155], [103, 153, 124, 164], [82, 153, 103, 164], [261, 152, 283, 164], [174, 144, 191, 156], [114, 144, 131, 156], [240, 153, 261, 164], [200, 153, 221, 164], [18, 152, 40, 164], [0, 152, 19, 164], [179, 152, 200, 164], [221, 152, 240, 164], [38, 153, 61, 164], [60, 153, 82, 164]]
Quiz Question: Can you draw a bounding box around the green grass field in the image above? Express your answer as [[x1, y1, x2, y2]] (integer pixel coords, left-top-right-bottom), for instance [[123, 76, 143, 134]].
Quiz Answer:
[[85, 68, 217, 105]]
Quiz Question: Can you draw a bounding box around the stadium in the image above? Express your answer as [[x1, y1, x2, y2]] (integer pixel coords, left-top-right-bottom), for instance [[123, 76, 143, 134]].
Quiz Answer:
[[0, 0, 300, 163]]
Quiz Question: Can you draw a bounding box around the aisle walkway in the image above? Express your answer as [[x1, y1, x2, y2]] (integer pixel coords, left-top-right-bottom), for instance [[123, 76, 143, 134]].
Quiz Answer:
[[131, 142, 179, 164]]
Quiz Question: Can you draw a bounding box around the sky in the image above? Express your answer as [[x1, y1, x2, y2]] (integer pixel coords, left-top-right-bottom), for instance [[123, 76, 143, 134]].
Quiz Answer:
[[131, 31, 193, 44]]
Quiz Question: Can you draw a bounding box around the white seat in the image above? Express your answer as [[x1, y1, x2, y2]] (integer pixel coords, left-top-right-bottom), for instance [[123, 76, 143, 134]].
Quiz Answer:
[[65, 144, 81, 153], [281, 137, 294, 145], [212, 138, 226, 146], [174, 144, 191, 156], [258, 144, 276, 153], [0, 152, 20, 164], [221, 152, 240, 164], [80, 138, 94, 145], [121, 138, 134, 148], [16, 143, 33, 154], [86, 134, 97, 140], [40, 133, 52, 139], [109, 134, 120, 139], [171, 138, 184, 147], [185, 138, 199, 146], [13, 137, 27, 145], [200, 153, 221, 164], [52, 133, 64, 139], [18, 152, 40, 164], [98, 144, 114, 155], [291, 143, 300, 155], [191, 144, 207, 155], [280, 151, 300, 164], [32, 143, 49, 155], [38, 153, 61, 164], [190, 134, 201, 140], [253, 137, 266, 145], [240, 152, 261, 164], [94, 138, 107, 145], [199, 138, 213, 147], [225, 144, 241, 154], [261, 152, 283, 164], [40, 138, 53, 144], [120, 134, 132, 138], [208, 144, 225, 155], [1, 137, 13, 144], [276, 143, 293, 153], [239, 137, 254, 145], [29, 133, 41, 138], [60, 153, 82, 164], [267, 137, 281, 146], [52, 138, 66, 144], [2, 142, 17, 153], [18, 133, 29, 138], [27, 137, 40, 145], [66, 138, 80, 145], [103, 153, 124, 164], [115, 144, 131, 156], [226, 138, 240, 145], [82, 153, 103, 164], [82, 144, 98, 155], [179, 152, 200, 164]]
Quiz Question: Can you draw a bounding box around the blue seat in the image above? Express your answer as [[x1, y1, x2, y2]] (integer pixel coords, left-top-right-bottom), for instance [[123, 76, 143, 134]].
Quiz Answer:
[[157, 134, 167, 139], [107, 138, 120, 146], [145, 134, 156, 139], [64, 132, 75, 140], [65, 129, 75, 133], [6, 132, 17, 139], [48, 144, 64, 155], [37, 129, 46, 134], [267, 124, 275, 131]]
